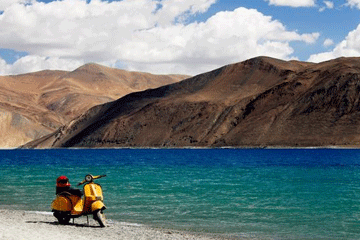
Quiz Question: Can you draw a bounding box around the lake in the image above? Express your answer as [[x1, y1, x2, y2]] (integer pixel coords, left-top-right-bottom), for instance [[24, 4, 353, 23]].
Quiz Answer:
[[1, 148, 360, 239]]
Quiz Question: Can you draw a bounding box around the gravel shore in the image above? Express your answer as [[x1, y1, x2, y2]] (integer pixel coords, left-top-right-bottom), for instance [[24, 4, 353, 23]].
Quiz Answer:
[[0, 209, 228, 240]]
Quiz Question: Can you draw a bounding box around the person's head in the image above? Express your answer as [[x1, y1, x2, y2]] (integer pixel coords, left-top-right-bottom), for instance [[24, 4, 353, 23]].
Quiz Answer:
[[56, 175, 70, 188]]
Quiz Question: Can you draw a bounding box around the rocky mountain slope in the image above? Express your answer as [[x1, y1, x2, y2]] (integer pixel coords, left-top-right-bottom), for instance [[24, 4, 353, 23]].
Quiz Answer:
[[22, 56, 360, 148], [0, 64, 187, 148]]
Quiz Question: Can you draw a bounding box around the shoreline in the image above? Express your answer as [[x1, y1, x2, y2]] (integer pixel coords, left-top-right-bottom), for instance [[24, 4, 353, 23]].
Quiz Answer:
[[7, 145, 360, 150], [0, 209, 235, 240]]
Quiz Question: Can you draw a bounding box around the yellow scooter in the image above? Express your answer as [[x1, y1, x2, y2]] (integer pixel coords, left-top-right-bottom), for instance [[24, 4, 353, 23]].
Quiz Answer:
[[51, 174, 107, 227]]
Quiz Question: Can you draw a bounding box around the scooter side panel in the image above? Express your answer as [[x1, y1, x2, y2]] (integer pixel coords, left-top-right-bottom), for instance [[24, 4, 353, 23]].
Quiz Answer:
[[69, 195, 83, 215], [51, 196, 72, 211]]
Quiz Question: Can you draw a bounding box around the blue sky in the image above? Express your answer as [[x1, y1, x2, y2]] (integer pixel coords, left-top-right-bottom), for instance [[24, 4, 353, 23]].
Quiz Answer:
[[0, 0, 360, 75], [197, 0, 360, 59]]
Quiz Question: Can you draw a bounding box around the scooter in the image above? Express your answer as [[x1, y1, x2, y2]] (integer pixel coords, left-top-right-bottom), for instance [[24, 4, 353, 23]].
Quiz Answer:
[[51, 174, 107, 227]]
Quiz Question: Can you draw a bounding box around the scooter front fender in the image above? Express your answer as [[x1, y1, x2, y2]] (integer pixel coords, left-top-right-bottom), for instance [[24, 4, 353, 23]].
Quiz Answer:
[[91, 200, 106, 212]]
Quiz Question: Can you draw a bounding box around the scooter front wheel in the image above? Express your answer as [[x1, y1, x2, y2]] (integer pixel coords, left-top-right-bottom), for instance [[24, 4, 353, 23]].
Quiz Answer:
[[94, 210, 106, 227]]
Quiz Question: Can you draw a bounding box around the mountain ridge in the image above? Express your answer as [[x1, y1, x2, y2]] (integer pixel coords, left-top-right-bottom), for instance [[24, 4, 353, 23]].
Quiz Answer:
[[0, 64, 188, 148], [22, 56, 360, 148]]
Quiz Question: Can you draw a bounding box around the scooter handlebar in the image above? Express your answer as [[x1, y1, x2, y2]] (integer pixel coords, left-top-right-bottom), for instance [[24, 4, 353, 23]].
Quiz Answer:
[[95, 174, 107, 179], [77, 180, 85, 186], [77, 174, 106, 185]]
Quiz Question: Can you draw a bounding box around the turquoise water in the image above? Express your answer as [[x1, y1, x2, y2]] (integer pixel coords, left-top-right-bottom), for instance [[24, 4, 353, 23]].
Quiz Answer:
[[1, 149, 360, 239]]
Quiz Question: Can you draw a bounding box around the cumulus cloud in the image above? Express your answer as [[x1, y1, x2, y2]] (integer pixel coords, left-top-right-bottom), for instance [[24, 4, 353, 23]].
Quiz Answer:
[[0, 0, 319, 75], [0, 55, 85, 75], [0, 57, 10, 74], [319, 1, 334, 11], [323, 38, 334, 47], [0, 0, 31, 11], [347, 0, 360, 8], [13, 56, 84, 75], [265, 0, 316, 7], [309, 24, 360, 62], [324, 1, 334, 8]]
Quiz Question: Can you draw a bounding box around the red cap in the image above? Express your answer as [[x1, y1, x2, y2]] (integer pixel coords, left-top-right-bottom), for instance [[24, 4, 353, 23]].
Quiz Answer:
[[56, 176, 70, 187]]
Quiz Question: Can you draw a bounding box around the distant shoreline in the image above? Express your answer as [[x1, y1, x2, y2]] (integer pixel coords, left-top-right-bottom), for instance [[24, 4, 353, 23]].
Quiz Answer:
[[7, 145, 360, 150]]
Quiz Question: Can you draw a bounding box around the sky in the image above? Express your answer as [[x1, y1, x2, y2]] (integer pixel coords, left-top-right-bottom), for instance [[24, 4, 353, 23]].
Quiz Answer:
[[0, 0, 360, 76]]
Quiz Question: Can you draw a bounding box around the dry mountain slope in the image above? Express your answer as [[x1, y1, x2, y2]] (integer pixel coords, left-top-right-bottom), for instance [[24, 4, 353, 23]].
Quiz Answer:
[[22, 56, 360, 148], [0, 64, 187, 148]]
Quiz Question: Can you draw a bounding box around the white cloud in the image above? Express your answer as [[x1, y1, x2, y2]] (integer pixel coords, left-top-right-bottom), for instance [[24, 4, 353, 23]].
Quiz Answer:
[[309, 24, 360, 62], [347, 0, 360, 8], [324, 1, 334, 8], [11, 55, 84, 75], [323, 38, 334, 47], [319, 1, 334, 11], [0, 0, 31, 11], [265, 0, 316, 7], [0, 57, 10, 75], [0, 0, 319, 76], [155, 0, 217, 25], [0, 55, 84, 75]]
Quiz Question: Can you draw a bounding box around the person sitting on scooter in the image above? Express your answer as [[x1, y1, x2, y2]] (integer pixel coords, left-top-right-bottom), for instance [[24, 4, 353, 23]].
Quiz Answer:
[[56, 175, 83, 197]]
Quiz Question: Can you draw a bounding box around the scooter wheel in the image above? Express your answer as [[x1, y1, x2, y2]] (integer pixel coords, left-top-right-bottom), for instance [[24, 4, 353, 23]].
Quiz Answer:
[[53, 211, 70, 225], [94, 210, 106, 227]]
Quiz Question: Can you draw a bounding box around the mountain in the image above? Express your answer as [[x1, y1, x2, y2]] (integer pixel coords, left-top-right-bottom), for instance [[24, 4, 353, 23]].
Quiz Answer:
[[0, 64, 188, 148], [22, 56, 360, 148]]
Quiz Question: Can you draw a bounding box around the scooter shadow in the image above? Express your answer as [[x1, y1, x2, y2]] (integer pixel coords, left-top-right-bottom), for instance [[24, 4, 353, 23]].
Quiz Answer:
[[26, 220, 103, 228]]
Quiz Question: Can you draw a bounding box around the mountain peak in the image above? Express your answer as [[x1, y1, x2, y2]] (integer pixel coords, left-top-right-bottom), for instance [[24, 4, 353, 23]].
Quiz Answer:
[[72, 63, 110, 73], [242, 56, 311, 72]]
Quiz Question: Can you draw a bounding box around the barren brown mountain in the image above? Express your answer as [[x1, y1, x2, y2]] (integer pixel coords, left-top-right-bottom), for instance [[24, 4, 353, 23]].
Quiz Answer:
[[23, 56, 360, 148], [0, 64, 187, 148]]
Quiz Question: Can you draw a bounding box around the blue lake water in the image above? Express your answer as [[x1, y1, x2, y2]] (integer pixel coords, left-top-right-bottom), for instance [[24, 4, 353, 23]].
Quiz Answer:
[[1, 149, 360, 239]]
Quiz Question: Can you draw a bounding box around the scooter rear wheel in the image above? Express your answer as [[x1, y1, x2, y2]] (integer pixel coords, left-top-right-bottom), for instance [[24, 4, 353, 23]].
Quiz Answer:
[[53, 211, 70, 225], [94, 210, 106, 227]]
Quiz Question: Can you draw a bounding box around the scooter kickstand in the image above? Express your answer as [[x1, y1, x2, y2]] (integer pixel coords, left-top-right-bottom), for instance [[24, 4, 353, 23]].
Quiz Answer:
[[87, 216, 89, 226]]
